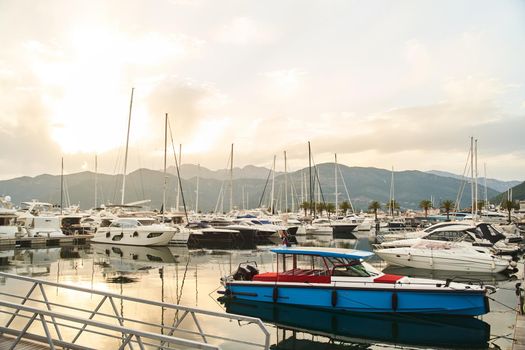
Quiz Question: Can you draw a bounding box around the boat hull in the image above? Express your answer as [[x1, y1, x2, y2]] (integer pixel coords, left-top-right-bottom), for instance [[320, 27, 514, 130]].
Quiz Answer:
[[375, 249, 510, 273], [224, 282, 488, 316], [91, 229, 175, 246]]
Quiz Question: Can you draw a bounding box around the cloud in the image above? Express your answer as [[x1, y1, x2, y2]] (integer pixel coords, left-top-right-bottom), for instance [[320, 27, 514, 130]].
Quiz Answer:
[[215, 17, 274, 45]]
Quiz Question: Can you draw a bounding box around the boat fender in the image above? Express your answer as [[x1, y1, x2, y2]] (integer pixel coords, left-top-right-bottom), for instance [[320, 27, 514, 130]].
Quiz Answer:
[[391, 292, 398, 311], [272, 287, 278, 302], [407, 252, 411, 261], [331, 290, 337, 307]]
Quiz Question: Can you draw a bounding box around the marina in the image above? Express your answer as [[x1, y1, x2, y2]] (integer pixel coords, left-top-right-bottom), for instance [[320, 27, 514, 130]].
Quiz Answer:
[[0, 230, 523, 349], [1, 1, 524, 349]]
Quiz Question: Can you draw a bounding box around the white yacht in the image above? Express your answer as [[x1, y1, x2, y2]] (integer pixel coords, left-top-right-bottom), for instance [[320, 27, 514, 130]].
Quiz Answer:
[[91, 218, 176, 246], [375, 240, 514, 273], [0, 196, 26, 238]]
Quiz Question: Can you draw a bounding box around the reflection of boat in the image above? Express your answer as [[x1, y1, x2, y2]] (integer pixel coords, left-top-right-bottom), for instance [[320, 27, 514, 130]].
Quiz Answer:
[[92, 243, 178, 273], [382, 265, 514, 284], [222, 299, 490, 349], [221, 247, 493, 316]]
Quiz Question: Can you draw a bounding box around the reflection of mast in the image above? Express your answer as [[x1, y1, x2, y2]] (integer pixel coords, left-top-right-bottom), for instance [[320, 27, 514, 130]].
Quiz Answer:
[[160, 267, 165, 334]]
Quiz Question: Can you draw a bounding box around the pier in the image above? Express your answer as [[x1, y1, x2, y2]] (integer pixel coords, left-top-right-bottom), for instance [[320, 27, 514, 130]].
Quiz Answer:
[[514, 313, 525, 350], [0, 235, 92, 248]]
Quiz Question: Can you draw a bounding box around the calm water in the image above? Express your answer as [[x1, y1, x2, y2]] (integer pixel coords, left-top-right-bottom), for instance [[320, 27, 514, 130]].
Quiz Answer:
[[0, 233, 520, 349]]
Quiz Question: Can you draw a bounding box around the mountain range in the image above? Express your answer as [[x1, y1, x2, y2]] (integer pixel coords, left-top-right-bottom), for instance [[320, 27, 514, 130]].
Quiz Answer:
[[1, 163, 521, 212]]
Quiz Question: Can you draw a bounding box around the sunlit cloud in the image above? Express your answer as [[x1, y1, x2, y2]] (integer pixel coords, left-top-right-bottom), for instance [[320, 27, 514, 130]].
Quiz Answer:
[[215, 17, 274, 45]]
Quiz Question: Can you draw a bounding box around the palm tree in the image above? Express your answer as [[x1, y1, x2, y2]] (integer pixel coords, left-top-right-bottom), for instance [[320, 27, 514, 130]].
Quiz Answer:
[[477, 200, 486, 213], [419, 200, 433, 218], [300, 201, 310, 217], [440, 200, 455, 221], [326, 203, 336, 218], [317, 202, 327, 217], [368, 201, 381, 222], [386, 199, 400, 216], [501, 200, 519, 223], [339, 201, 351, 215]]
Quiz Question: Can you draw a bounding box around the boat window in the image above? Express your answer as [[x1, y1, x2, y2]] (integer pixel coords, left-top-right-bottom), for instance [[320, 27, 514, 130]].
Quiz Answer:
[[278, 254, 328, 274], [325, 257, 376, 277], [332, 263, 371, 277], [110, 222, 121, 228]]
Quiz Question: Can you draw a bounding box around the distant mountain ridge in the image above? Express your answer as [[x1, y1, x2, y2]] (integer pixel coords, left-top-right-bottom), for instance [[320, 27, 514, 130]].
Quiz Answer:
[[167, 164, 283, 180], [0, 163, 510, 212], [426, 170, 520, 193]]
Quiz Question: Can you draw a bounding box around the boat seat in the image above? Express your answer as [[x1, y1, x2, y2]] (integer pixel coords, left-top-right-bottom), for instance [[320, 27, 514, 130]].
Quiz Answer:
[[373, 274, 403, 284], [252, 272, 330, 283]]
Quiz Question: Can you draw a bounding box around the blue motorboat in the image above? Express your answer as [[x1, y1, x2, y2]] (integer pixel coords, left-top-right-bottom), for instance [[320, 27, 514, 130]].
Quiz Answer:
[[219, 246, 494, 316]]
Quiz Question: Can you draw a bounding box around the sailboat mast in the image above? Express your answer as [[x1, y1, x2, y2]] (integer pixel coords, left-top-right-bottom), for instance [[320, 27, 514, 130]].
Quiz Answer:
[[335, 154, 338, 213], [470, 136, 474, 217], [195, 164, 200, 213], [389, 166, 395, 217], [94, 155, 98, 208], [308, 142, 313, 218], [121, 87, 134, 205], [270, 155, 276, 214], [474, 138, 478, 220], [284, 151, 288, 212], [176, 144, 182, 211], [230, 143, 234, 212], [162, 113, 168, 214], [484, 163, 488, 207], [60, 157, 64, 215]]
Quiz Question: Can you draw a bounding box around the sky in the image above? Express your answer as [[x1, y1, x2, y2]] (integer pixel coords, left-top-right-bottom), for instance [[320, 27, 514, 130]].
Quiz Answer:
[[0, 0, 524, 181]]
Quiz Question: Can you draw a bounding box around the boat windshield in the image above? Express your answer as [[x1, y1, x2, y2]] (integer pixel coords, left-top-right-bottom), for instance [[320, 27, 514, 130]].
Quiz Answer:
[[278, 254, 376, 277], [325, 257, 377, 277]]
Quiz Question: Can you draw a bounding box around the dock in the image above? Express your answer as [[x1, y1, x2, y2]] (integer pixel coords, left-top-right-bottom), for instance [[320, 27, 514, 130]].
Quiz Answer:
[[0, 235, 92, 248], [514, 313, 525, 350]]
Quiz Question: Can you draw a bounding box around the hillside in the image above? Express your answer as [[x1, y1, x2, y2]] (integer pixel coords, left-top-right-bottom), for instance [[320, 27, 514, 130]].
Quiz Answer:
[[0, 163, 501, 212], [426, 170, 520, 193]]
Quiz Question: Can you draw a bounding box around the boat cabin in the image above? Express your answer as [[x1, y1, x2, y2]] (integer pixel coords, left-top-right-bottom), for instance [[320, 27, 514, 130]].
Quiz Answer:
[[250, 247, 376, 284]]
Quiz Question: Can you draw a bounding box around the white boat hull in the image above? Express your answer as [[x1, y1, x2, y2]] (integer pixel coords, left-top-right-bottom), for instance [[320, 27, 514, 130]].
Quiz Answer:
[[375, 248, 510, 273], [92, 227, 175, 246]]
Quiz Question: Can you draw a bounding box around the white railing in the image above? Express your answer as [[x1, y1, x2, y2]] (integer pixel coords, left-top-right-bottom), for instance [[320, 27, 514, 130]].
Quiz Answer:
[[0, 272, 270, 349]]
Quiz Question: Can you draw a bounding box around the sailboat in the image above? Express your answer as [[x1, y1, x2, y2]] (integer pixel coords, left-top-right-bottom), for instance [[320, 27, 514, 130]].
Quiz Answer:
[[91, 90, 176, 246]]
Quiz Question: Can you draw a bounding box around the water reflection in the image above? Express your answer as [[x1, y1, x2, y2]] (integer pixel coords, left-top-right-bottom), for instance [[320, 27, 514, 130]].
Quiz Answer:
[[0, 236, 518, 349], [222, 299, 491, 349]]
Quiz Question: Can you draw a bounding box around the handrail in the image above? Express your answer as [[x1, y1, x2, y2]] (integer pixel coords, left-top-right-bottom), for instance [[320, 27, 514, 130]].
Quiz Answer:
[[0, 271, 270, 349], [0, 299, 218, 350]]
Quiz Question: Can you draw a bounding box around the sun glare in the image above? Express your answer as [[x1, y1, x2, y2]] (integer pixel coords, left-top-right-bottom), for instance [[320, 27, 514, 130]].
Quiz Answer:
[[33, 27, 160, 154]]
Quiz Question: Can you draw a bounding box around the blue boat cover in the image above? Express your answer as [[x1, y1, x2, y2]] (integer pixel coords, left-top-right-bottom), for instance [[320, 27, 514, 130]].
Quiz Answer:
[[270, 246, 374, 259]]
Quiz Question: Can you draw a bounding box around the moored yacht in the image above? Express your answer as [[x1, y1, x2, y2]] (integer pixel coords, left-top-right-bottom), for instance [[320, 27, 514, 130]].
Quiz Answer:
[[91, 218, 176, 246], [375, 241, 515, 273]]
